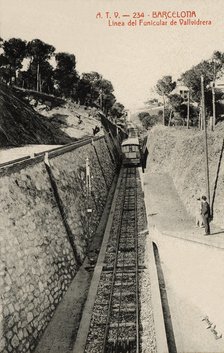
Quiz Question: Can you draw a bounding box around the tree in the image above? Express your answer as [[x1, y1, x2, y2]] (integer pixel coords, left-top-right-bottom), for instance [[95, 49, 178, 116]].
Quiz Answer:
[[38, 61, 55, 94], [77, 72, 115, 112], [103, 92, 116, 115], [77, 72, 99, 105], [144, 98, 159, 106], [181, 52, 224, 127], [0, 54, 11, 83], [77, 72, 102, 106], [0, 38, 27, 85], [181, 53, 224, 103], [212, 51, 224, 78], [97, 79, 114, 113], [54, 52, 79, 97], [155, 76, 176, 125], [138, 112, 159, 129], [167, 94, 185, 125], [138, 111, 150, 122], [181, 61, 213, 103], [26, 39, 55, 91], [110, 102, 125, 120]]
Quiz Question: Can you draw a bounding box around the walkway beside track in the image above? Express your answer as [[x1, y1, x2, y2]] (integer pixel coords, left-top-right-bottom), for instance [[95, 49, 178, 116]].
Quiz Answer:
[[142, 172, 224, 248], [142, 171, 224, 353]]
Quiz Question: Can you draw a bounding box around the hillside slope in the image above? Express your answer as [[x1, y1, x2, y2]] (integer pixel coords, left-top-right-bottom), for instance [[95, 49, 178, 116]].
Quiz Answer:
[[146, 124, 224, 227], [0, 84, 73, 147], [34, 101, 103, 140]]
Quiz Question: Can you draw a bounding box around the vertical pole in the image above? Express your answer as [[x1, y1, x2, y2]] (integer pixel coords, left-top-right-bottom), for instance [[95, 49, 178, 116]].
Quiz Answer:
[[168, 110, 172, 126], [37, 63, 39, 92], [163, 95, 165, 125], [86, 157, 91, 251], [39, 72, 42, 93], [199, 100, 202, 130], [187, 90, 190, 129], [201, 75, 210, 205], [99, 89, 103, 111], [86, 157, 91, 196], [212, 82, 215, 131]]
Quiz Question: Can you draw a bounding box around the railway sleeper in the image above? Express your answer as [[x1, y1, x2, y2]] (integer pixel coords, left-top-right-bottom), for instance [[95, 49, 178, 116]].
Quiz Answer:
[[109, 322, 136, 328], [114, 281, 134, 286], [116, 264, 136, 269], [107, 337, 136, 343], [115, 277, 135, 283], [125, 185, 136, 189], [116, 263, 136, 268], [119, 235, 135, 239], [120, 229, 135, 235], [102, 268, 141, 273], [113, 291, 135, 297], [103, 265, 136, 270], [113, 302, 136, 308], [122, 217, 135, 223], [106, 340, 136, 352], [118, 247, 135, 252], [119, 240, 135, 245], [123, 204, 135, 209], [121, 228, 135, 234], [112, 307, 136, 313]]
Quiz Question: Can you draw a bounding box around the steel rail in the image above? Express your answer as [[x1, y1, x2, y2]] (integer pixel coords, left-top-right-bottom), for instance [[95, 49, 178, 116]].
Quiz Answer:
[[134, 168, 140, 353], [101, 167, 128, 353], [114, 169, 131, 353], [101, 167, 140, 353]]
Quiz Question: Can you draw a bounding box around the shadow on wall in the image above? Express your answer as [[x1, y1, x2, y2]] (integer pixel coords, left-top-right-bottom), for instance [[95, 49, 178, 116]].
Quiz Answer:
[[153, 242, 177, 353], [211, 138, 224, 218], [45, 162, 83, 266]]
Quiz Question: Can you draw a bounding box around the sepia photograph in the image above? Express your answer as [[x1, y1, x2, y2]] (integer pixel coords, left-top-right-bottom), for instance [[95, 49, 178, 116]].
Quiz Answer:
[[0, 0, 224, 352]]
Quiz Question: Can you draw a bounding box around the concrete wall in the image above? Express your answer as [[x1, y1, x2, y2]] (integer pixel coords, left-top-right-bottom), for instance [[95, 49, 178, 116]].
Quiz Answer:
[[0, 136, 119, 353]]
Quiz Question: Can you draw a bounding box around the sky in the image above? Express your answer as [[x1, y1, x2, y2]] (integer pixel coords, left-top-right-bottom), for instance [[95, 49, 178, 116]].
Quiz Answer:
[[1, 0, 224, 111]]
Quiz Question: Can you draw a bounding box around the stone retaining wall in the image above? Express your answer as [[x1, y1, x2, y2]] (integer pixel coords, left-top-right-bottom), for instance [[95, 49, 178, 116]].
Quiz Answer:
[[0, 136, 119, 353]]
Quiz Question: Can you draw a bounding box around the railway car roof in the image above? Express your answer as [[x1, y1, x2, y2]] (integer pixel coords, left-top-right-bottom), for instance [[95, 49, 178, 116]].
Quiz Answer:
[[121, 137, 140, 146]]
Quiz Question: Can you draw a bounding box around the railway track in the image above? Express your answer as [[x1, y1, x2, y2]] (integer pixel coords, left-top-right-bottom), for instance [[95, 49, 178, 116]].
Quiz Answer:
[[85, 167, 140, 353]]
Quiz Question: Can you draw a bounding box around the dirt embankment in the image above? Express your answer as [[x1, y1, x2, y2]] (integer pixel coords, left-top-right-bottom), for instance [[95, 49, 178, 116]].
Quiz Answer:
[[0, 84, 103, 148], [0, 84, 73, 146], [146, 124, 224, 228], [34, 100, 103, 140]]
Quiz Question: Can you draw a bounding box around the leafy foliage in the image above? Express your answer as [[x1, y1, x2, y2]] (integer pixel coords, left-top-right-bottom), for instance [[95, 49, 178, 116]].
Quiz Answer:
[[110, 102, 125, 120], [0, 38, 27, 84], [168, 94, 184, 111], [181, 51, 224, 103], [155, 76, 176, 97], [54, 52, 79, 97], [0, 37, 125, 119], [138, 111, 159, 129], [151, 50, 224, 127], [155, 76, 176, 125]]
